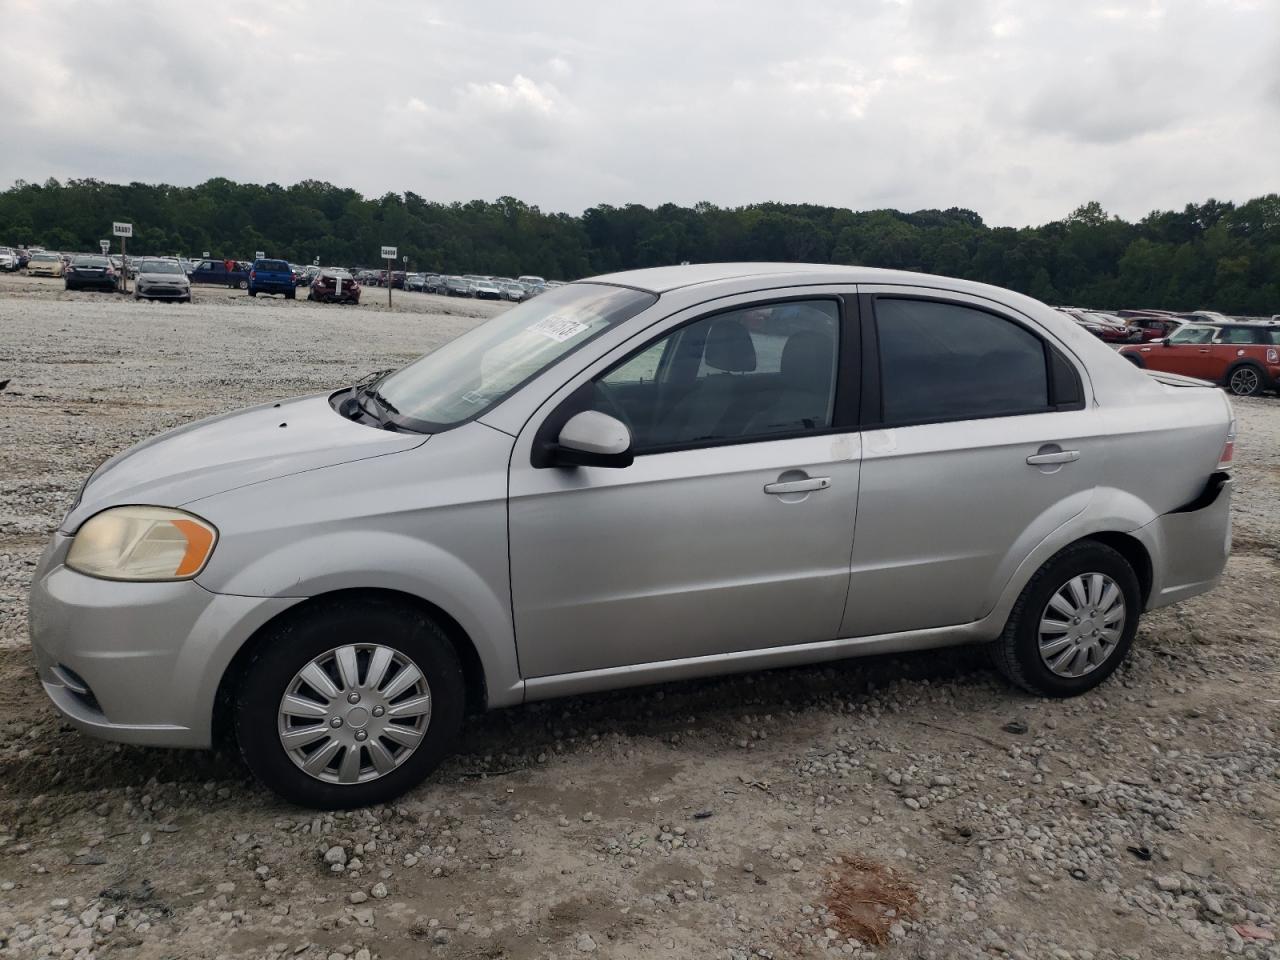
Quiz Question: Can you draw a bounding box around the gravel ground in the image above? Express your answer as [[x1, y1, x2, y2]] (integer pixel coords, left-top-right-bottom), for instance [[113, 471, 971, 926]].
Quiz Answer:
[[0, 272, 1277, 960]]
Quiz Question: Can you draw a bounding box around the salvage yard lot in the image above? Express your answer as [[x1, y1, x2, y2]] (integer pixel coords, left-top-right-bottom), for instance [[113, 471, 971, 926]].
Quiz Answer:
[[0, 273, 1277, 960]]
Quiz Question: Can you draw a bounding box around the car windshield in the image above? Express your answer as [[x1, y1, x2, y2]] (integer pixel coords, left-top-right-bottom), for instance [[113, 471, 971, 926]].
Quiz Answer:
[[1168, 325, 1215, 344], [139, 260, 183, 274], [33, 253, 58, 262], [377, 283, 656, 430]]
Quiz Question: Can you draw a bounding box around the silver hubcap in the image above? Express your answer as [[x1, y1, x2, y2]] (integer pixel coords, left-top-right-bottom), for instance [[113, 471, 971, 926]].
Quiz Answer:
[[278, 644, 431, 784], [1230, 368, 1259, 395], [1038, 573, 1126, 678]]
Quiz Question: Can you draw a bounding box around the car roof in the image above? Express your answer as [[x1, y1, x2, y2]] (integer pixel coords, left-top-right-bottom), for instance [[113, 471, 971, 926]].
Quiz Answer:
[[579, 263, 1073, 317]]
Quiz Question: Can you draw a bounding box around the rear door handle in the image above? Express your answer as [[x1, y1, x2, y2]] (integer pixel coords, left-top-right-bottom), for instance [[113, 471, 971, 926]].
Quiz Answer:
[[1026, 450, 1080, 465], [764, 477, 830, 495]]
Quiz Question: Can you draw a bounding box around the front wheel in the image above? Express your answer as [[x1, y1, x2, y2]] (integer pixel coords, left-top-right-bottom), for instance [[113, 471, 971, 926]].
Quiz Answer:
[[234, 598, 465, 809], [1227, 364, 1263, 397], [238, 279, 249, 290], [989, 540, 1141, 697], [286, 288, 296, 300]]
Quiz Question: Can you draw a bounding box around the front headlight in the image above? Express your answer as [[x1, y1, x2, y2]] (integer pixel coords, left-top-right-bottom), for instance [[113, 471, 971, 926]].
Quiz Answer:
[[67, 506, 218, 581]]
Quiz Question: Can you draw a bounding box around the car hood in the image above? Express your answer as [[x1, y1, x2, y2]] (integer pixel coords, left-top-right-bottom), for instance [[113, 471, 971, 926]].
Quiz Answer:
[[62, 394, 428, 532]]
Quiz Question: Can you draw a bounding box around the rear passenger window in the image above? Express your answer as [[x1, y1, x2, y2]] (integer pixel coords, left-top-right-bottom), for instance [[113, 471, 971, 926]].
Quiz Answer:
[[875, 298, 1050, 424]]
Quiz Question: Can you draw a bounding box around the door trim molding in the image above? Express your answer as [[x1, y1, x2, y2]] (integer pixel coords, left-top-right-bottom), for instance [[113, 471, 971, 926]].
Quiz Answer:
[[520, 619, 990, 702]]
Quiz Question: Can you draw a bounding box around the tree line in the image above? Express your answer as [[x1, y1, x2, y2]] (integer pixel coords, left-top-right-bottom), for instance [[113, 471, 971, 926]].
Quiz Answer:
[[2, 177, 1277, 314]]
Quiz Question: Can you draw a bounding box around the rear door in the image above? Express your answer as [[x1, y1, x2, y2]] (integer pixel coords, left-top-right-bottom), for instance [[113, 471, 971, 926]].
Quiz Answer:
[[507, 291, 863, 678], [841, 288, 1103, 637]]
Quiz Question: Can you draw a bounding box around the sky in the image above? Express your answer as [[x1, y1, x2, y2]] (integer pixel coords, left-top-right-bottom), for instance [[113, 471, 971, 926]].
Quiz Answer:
[[2, 0, 1278, 227]]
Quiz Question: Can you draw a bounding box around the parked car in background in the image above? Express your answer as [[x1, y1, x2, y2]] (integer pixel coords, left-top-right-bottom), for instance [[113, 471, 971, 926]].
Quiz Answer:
[[1060, 309, 1140, 344], [190, 259, 250, 289], [424, 274, 444, 293], [308, 268, 361, 304], [64, 255, 118, 292], [1127, 315, 1185, 343], [473, 280, 502, 300], [405, 273, 426, 292], [248, 259, 297, 299], [29, 264, 1236, 808], [0, 247, 18, 271], [517, 274, 545, 287], [444, 276, 472, 297], [134, 259, 193, 302], [1120, 321, 1280, 396], [501, 282, 527, 302], [27, 252, 65, 277]]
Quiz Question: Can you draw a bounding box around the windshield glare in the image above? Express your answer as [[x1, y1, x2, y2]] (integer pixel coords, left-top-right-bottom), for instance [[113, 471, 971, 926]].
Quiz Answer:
[[378, 283, 657, 430], [139, 260, 182, 274]]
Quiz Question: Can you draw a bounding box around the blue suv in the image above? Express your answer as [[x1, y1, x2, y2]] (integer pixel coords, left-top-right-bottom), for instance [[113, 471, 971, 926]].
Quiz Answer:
[[248, 258, 296, 299]]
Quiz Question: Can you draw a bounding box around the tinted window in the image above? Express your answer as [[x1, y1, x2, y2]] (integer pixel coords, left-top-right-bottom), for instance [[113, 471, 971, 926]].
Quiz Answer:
[[594, 300, 840, 451], [72, 256, 109, 266], [1218, 326, 1260, 344], [876, 298, 1049, 424], [258, 260, 290, 272]]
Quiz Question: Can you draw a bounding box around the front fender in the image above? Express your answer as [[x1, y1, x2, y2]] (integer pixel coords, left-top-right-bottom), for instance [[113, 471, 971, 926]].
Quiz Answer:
[[198, 528, 523, 708]]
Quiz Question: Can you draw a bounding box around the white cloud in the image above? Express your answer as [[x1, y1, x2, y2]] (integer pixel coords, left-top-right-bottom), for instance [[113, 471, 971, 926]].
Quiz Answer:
[[0, 0, 1275, 226]]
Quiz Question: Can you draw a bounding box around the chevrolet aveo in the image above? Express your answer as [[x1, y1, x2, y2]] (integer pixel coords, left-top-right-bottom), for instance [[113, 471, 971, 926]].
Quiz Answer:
[[30, 264, 1236, 808]]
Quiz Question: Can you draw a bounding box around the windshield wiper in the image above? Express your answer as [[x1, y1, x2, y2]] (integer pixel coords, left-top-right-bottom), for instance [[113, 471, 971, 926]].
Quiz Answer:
[[367, 388, 400, 416]]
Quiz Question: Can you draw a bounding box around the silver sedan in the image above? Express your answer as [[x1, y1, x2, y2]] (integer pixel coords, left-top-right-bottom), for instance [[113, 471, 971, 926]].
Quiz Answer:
[[133, 258, 192, 301], [29, 264, 1235, 808]]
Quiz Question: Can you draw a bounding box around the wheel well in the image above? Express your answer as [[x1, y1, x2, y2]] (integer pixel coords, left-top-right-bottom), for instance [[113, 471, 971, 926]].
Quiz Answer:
[[1083, 532, 1153, 607], [1123, 353, 1144, 367], [211, 588, 489, 748]]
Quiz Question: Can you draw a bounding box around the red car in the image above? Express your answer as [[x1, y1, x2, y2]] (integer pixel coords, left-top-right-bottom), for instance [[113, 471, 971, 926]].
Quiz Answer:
[[1126, 315, 1185, 343], [1061, 309, 1141, 344], [307, 269, 361, 304], [1119, 322, 1280, 397]]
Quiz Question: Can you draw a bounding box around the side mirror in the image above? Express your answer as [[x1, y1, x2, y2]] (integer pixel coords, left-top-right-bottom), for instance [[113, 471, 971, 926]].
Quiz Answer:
[[1156, 338, 1169, 347], [554, 411, 633, 468]]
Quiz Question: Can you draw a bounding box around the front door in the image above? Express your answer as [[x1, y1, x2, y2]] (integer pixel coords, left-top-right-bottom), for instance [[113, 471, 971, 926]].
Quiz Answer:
[[507, 295, 862, 678]]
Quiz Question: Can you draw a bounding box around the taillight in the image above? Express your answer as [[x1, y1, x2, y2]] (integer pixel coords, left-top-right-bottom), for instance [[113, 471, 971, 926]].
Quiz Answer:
[[250, 269, 256, 279], [1218, 416, 1236, 469]]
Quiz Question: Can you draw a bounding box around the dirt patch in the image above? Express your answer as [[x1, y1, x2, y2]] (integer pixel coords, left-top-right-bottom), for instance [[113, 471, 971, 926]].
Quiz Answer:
[[823, 856, 919, 945]]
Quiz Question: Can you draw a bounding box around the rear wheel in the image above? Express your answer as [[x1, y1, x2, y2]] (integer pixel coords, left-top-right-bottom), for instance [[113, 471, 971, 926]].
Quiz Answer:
[[1226, 364, 1263, 397], [234, 598, 465, 809], [287, 288, 296, 300], [990, 540, 1141, 697], [248, 289, 257, 297], [238, 279, 249, 290]]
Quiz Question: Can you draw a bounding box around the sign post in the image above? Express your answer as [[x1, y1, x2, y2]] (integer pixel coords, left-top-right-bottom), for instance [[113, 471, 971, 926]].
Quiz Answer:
[[381, 245, 397, 308], [255, 250, 265, 261], [99, 240, 109, 254], [113, 222, 133, 294]]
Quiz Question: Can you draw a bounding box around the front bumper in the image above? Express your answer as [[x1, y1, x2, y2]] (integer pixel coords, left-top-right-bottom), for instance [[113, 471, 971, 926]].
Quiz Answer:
[[29, 534, 299, 747], [137, 285, 191, 299]]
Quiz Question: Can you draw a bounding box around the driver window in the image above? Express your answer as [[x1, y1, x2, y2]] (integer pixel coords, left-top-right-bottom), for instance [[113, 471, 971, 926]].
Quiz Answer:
[[593, 300, 840, 452]]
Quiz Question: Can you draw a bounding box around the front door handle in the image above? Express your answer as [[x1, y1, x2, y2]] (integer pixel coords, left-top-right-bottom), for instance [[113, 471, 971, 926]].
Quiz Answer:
[[764, 476, 830, 495], [1026, 450, 1080, 466]]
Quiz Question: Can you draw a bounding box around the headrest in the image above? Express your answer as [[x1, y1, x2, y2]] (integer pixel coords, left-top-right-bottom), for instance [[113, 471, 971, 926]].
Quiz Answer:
[[704, 318, 757, 373]]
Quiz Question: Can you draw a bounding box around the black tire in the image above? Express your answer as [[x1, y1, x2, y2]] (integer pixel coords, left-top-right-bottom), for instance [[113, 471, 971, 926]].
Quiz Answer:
[[233, 597, 465, 809], [1225, 363, 1264, 397], [989, 540, 1141, 697], [287, 288, 296, 300], [238, 279, 249, 290]]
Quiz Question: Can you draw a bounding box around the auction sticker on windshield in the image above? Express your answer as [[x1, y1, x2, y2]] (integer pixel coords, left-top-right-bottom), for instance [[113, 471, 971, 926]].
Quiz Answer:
[[528, 315, 591, 343]]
